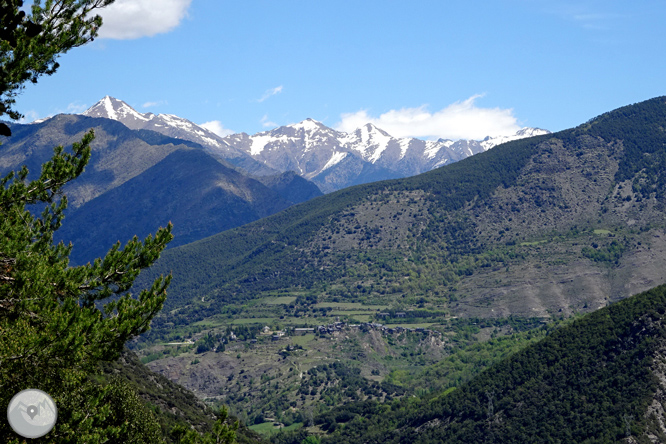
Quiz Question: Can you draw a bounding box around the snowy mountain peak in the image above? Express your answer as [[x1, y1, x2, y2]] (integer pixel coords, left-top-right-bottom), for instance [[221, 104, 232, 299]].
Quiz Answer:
[[287, 118, 325, 132], [361, 122, 391, 137], [83, 96, 155, 125], [349, 122, 393, 151], [479, 127, 551, 151], [515, 127, 550, 137], [81, 97, 240, 155], [78, 96, 550, 194], [223, 122, 551, 192]]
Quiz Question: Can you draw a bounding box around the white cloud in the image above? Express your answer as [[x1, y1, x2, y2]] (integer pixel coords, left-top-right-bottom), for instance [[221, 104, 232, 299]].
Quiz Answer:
[[48, 102, 89, 117], [199, 120, 234, 137], [257, 86, 283, 103], [142, 100, 167, 108], [335, 95, 521, 140], [18, 110, 41, 124], [97, 0, 192, 40], [570, 12, 623, 30], [66, 102, 90, 114], [261, 115, 278, 128], [541, 2, 625, 31]]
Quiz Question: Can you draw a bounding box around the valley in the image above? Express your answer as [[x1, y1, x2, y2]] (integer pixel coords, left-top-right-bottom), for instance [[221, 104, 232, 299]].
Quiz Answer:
[[135, 292, 551, 432], [3, 3, 666, 443], [5, 94, 666, 442], [126, 96, 666, 440], [131, 221, 666, 433]]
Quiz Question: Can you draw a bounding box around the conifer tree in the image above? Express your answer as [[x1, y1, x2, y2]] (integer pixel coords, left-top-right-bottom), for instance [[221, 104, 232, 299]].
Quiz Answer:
[[0, 1, 177, 442], [1, 0, 114, 135], [170, 408, 238, 444]]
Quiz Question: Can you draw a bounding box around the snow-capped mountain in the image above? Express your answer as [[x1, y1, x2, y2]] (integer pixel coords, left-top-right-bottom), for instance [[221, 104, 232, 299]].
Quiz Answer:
[[83, 96, 229, 150], [81, 97, 549, 193], [479, 127, 551, 151], [82, 97, 273, 175], [222, 118, 550, 192]]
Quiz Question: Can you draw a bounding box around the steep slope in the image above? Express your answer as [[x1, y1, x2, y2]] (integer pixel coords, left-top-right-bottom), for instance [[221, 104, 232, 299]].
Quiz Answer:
[[55, 148, 292, 264], [0, 114, 299, 265], [100, 350, 264, 444], [310, 150, 404, 193], [0, 114, 193, 208], [321, 283, 666, 443], [134, 96, 666, 324], [83, 96, 275, 175], [253, 170, 323, 205]]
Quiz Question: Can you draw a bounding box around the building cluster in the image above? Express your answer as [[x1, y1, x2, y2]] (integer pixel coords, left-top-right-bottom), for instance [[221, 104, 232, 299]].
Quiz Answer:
[[315, 321, 441, 337], [218, 321, 442, 346], [317, 321, 346, 334]]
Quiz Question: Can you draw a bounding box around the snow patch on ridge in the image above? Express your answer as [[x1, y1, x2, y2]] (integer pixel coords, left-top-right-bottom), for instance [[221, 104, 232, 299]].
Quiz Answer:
[[424, 139, 453, 160], [398, 139, 412, 160], [343, 124, 393, 162], [101, 96, 118, 120], [365, 125, 392, 163], [81, 96, 237, 154], [118, 103, 151, 122], [480, 127, 550, 151], [250, 135, 278, 156], [288, 118, 322, 133], [158, 114, 194, 131], [321, 151, 348, 172]]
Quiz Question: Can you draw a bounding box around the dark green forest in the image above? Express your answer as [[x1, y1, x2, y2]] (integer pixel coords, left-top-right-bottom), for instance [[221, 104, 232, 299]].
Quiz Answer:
[[284, 283, 666, 443]]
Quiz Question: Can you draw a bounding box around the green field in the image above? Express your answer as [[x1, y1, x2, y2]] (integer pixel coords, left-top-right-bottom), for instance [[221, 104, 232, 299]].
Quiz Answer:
[[330, 310, 378, 316], [290, 334, 315, 346], [593, 229, 612, 235], [347, 315, 372, 322], [315, 302, 389, 310], [192, 316, 229, 327], [231, 317, 276, 325], [390, 322, 436, 329], [249, 421, 302, 436], [262, 296, 298, 305]]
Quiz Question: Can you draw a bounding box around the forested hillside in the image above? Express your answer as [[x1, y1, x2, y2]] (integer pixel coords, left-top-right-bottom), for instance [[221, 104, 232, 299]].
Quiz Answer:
[[137, 96, 666, 326], [100, 350, 264, 444], [315, 283, 666, 443]]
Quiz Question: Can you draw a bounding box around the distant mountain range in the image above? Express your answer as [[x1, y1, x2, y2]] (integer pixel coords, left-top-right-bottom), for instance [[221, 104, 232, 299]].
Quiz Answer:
[[223, 119, 548, 193], [0, 114, 321, 264], [82, 96, 274, 176], [1, 95, 545, 264], [82, 96, 549, 192]]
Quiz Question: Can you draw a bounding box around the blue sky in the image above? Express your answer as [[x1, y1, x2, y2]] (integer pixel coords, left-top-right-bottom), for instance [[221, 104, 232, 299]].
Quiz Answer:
[[14, 0, 666, 140]]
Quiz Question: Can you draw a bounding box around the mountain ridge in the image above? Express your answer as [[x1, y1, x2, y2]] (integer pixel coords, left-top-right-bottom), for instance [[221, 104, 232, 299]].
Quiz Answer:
[[0, 114, 319, 265], [219, 117, 550, 193], [81, 97, 549, 192], [133, 96, 666, 324], [83, 96, 276, 176]]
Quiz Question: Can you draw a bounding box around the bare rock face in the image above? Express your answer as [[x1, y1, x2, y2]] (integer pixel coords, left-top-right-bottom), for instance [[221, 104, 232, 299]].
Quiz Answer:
[[222, 118, 549, 192], [82, 96, 549, 193]]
